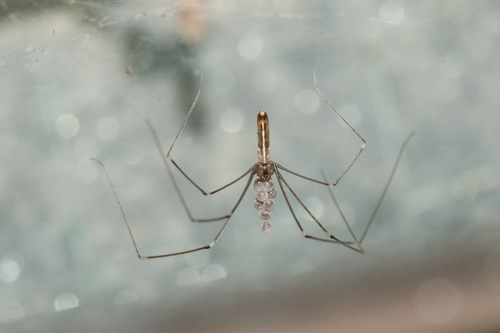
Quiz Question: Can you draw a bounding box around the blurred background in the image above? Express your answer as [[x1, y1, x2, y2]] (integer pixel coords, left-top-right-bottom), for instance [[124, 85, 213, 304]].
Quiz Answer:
[[1, 0, 499, 332]]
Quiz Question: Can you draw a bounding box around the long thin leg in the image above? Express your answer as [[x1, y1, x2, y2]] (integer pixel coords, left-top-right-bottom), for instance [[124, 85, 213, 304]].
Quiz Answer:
[[141, 168, 257, 258], [313, 60, 366, 187], [163, 74, 234, 196], [274, 165, 363, 253], [281, 62, 367, 189], [146, 119, 254, 222], [343, 131, 414, 244], [275, 132, 413, 253], [90, 156, 257, 259]]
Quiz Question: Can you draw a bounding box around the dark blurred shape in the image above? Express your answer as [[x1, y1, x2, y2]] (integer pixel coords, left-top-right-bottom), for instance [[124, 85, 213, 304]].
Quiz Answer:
[[122, 4, 208, 132]]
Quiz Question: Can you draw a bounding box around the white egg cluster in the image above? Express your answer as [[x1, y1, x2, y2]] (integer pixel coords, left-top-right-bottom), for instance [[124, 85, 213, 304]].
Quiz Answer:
[[254, 178, 276, 233]]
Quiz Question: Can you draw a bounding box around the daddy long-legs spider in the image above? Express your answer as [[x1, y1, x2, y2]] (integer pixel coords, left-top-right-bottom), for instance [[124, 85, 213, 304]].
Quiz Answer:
[[91, 74, 413, 259]]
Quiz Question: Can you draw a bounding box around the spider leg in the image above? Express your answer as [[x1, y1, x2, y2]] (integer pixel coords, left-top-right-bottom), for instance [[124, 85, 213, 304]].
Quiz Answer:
[[279, 62, 368, 189], [274, 132, 413, 253], [313, 60, 366, 188], [274, 165, 363, 253], [90, 157, 257, 259], [145, 119, 254, 222], [163, 74, 236, 196], [349, 131, 414, 244], [139, 168, 257, 259]]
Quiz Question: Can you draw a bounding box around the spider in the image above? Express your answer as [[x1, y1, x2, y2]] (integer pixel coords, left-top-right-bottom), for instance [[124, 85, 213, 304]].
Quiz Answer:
[[91, 74, 413, 259]]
